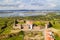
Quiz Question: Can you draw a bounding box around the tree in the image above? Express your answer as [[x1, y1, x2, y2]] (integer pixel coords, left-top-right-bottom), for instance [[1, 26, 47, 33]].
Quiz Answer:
[[48, 22, 53, 28]]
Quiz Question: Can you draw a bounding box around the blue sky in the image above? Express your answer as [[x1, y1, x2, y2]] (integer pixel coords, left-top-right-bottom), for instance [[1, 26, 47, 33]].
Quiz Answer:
[[0, 0, 60, 10]]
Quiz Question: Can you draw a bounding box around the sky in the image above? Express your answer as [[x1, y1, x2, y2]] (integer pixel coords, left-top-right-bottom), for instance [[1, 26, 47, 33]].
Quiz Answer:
[[0, 0, 60, 10]]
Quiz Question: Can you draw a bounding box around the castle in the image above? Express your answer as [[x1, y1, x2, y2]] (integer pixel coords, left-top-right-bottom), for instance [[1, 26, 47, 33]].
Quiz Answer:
[[13, 20, 45, 31]]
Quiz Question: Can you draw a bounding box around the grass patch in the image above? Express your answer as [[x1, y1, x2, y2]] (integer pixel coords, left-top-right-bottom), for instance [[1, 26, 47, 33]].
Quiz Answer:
[[55, 34, 60, 40], [1, 31, 24, 40]]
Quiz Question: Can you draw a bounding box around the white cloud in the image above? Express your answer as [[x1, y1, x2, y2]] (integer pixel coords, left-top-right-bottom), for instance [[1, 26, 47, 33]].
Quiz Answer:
[[0, 0, 59, 10], [49, 3, 56, 7]]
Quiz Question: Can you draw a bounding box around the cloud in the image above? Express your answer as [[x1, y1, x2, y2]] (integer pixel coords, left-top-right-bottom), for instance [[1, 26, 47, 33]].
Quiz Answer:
[[0, 0, 59, 10], [48, 3, 56, 7]]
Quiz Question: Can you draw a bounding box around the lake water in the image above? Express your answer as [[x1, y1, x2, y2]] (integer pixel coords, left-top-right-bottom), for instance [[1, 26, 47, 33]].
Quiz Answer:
[[0, 12, 47, 17]]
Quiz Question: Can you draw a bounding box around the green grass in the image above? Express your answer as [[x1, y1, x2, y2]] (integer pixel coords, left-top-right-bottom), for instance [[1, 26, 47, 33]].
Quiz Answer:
[[53, 24, 60, 30], [33, 21, 45, 26], [1, 35, 24, 40], [53, 22, 60, 30], [18, 22, 25, 24], [55, 34, 60, 40], [50, 21, 60, 30], [1, 31, 24, 40]]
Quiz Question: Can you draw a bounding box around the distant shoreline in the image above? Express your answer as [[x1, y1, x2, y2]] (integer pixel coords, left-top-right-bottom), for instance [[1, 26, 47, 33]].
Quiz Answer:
[[0, 10, 60, 12]]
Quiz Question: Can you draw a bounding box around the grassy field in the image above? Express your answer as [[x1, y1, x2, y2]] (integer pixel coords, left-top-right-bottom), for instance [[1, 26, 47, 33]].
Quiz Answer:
[[51, 21, 60, 30], [0, 31, 24, 40]]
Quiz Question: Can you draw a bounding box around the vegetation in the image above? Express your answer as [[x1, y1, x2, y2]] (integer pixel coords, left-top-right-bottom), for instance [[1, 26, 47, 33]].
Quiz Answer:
[[0, 17, 14, 34], [55, 34, 60, 40], [1, 31, 24, 40], [0, 12, 60, 40], [33, 21, 45, 26]]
